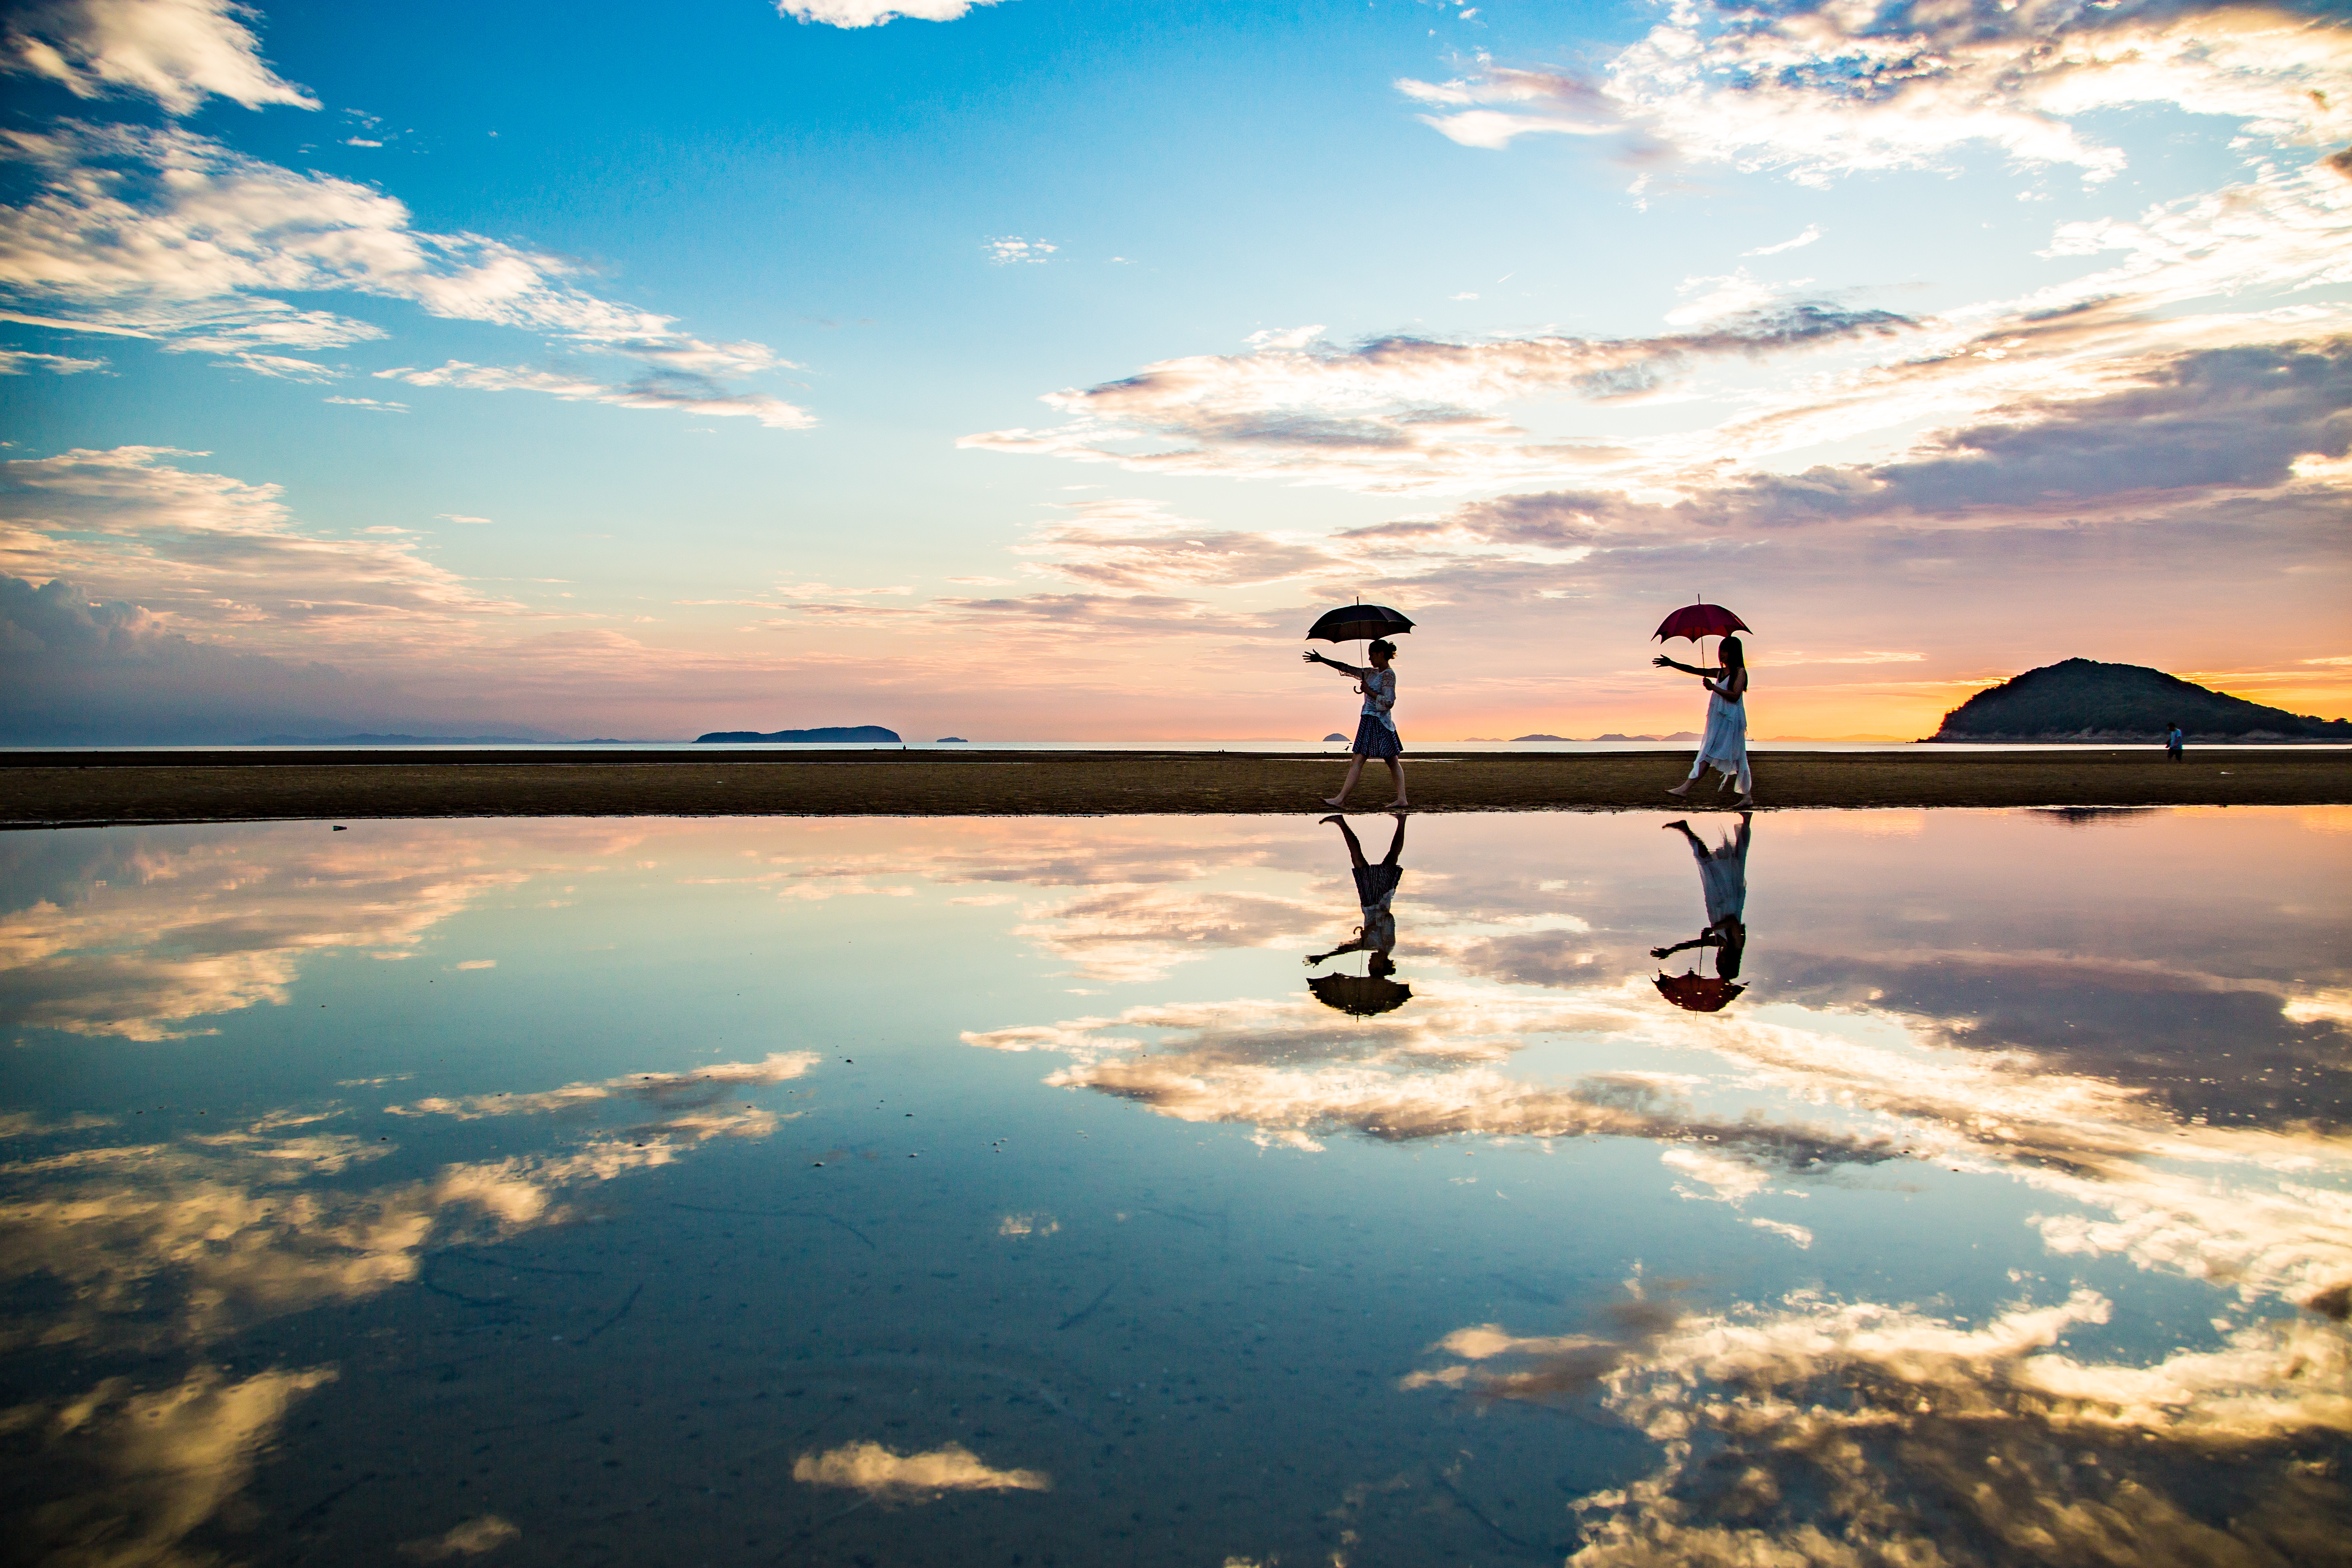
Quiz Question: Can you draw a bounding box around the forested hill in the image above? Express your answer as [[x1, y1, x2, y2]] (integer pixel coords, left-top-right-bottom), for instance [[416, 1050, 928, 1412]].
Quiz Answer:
[[1927, 659, 2351, 742]]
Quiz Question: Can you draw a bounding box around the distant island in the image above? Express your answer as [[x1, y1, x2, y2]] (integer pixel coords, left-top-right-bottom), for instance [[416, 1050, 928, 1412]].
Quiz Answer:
[[1926, 659, 2352, 743], [246, 732, 606, 745], [936, 737, 968, 743], [694, 725, 902, 744], [1323, 733, 1350, 743]]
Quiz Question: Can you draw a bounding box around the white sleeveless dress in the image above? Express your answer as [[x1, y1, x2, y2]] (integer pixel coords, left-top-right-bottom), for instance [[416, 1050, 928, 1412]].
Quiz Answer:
[[1695, 682, 1748, 777]]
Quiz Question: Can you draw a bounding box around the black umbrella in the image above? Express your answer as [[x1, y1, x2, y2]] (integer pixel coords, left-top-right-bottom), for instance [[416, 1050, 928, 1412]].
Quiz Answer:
[[1306, 604, 1415, 643], [1309, 972, 1414, 1017]]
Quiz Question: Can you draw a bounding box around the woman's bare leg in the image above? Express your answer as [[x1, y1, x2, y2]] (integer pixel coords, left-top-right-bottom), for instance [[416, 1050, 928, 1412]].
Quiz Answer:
[[1382, 758, 1408, 808], [1734, 758, 1753, 807], [1325, 755, 1366, 807], [1323, 814, 1368, 866], [1666, 754, 1702, 797]]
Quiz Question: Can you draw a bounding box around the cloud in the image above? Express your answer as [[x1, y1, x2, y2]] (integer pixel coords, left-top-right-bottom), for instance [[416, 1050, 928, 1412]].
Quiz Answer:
[[374, 361, 814, 429], [0, 347, 103, 374], [2, 0, 317, 116], [1396, 64, 1622, 149], [0, 123, 799, 412], [323, 394, 404, 411], [778, 0, 1009, 27], [984, 235, 1056, 264], [959, 305, 1916, 492], [0, 446, 520, 639], [1743, 223, 1819, 257], [1421, 2, 2352, 187], [791, 1442, 1049, 1498]]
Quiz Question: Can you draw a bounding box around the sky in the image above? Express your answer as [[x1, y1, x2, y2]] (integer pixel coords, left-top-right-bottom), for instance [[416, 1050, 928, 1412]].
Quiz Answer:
[[0, 0, 2346, 744]]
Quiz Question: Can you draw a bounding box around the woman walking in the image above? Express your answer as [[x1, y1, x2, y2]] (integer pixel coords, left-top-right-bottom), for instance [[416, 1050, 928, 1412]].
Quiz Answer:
[[1303, 639, 1407, 809], [1653, 634, 1752, 806]]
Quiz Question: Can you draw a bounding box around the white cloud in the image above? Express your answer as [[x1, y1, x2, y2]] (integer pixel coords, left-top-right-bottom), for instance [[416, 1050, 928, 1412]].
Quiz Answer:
[[778, 0, 1008, 26], [960, 306, 1916, 492], [324, 394, 405, 411], [985, 236, 1057, 264], [2, 0, 316, 116], [0, 347, 103, 374], [0, 123, 803, 419], [1416, 1, 2352, 189], [436, 512, 492, 525], [0, 445, 520, 643], [375, 361, 815, 429], [1743, 224, 1819, 257]]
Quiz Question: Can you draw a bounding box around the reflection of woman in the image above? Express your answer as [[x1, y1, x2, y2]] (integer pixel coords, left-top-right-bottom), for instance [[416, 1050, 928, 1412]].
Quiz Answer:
[[1302, 639, 1407, 809], [1653, 635, 1752, 807], [1651, 813, 1750, 1012], [1305, 812, 1411, 1015]]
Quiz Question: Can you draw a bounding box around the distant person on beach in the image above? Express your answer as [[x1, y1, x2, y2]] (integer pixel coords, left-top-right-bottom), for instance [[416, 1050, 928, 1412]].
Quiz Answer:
[[1303, 639, 1407, 809], [2166, 721, 2185, 760], [1651, 813, 1750, 1011], [1653, 635, 1752, 806]]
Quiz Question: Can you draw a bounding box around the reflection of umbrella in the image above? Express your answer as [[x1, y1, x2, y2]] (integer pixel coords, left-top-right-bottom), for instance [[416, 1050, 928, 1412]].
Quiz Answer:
[[1654, 973, 1745, 1012], [1307, 604, 1416, 644], [1310, 972, 1414, 1016], [1654, 602, 1751, 643]]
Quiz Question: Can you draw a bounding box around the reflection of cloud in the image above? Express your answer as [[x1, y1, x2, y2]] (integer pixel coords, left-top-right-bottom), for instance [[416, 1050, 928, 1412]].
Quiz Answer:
[[387, 1052, 816, 1131], [971, 975, 2352, 1309], [0, 826, 537, 1039], [400, 1516, 521, 1561], [16, 1362, 336, 1568], [0, 1054, 799, 1355], [1012, 887, 1322, 983], [1409, 1284, 2352, 1568], [791, 1441, 1050, 1499]]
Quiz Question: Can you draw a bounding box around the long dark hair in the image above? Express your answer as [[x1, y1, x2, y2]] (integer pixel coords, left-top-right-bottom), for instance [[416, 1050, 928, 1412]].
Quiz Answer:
[[1719, 636, 1745, 669]]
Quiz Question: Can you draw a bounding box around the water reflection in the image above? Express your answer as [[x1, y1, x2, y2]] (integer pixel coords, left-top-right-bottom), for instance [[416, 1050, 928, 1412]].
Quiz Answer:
[[1650, 813, 1748, 1013], [3, 810, 2347, 1564], [1304, 812, 1411, 1017]]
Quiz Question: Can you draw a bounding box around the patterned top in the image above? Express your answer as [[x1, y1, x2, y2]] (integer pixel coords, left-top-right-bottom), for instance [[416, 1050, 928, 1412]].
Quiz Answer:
[[1361, 668, 1397, 731]]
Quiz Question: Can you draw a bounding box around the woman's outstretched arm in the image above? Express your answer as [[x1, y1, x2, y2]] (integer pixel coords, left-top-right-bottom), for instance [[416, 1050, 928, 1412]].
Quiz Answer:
[[1652, 655, 1725, 677], [1304, 651, 1369, 677]]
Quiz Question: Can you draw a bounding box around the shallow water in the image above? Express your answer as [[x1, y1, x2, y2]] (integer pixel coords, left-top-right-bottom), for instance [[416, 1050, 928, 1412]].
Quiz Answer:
[[3, 807, 2347, 1567]]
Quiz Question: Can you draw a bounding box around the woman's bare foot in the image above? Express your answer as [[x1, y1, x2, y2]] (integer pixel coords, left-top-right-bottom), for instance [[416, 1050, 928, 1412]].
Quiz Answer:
[[1665, 782, 1693, 797], [1320, 814, 1346, 825], [1323, 795, 1348, 808], [1735, 794, 1755, 808], [1661, 819, 1688, 830], [1384, 799, 1408, 810]]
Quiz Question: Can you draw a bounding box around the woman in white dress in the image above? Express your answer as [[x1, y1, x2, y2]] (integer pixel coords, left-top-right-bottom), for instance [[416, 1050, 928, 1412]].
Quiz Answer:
[[1653, 634, 1752, 806], [1302, 639, 1407, 809]]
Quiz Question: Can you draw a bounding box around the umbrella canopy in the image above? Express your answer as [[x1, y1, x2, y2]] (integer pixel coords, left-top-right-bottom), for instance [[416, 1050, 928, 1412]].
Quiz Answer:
[[1307, 604, 1415, 644], [1654, 603, 1750, 643], [1309, 972, 1414, 1016], [1653, 973, 1745, 1013]]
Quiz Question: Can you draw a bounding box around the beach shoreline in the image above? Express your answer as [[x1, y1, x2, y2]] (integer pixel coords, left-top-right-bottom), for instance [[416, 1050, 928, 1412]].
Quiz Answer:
[[4, 748, 2347, 827]]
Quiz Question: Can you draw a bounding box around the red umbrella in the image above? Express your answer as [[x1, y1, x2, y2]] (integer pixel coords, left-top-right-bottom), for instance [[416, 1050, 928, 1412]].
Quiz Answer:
[[1654, 973, 1745, 1013], [1654, 603, 1751, 643]]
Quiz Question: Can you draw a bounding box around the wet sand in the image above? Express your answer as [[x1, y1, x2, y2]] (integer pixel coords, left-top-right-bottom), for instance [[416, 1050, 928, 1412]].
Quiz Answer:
[[5, 747, 2347, 826]]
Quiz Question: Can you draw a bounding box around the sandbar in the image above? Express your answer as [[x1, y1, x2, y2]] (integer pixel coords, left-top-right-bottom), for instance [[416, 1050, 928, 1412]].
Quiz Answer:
[[4, 747, 2347, 827]]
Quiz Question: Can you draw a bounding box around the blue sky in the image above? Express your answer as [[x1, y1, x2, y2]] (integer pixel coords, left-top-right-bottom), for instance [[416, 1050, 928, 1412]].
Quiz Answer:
[[2, 0, 2347, 741]]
